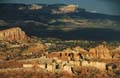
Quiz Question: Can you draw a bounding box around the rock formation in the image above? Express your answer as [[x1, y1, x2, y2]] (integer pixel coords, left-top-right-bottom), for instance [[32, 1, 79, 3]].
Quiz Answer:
[[0, 27, 28, 43], [52, 4, 79, 14], [82, 61, 106, 70], [59, 5, 78, 13], [111, 46, 120, 58], [19, 4, 43, 10], [89, 45, 112, 59], [29, 4, 43, 10]]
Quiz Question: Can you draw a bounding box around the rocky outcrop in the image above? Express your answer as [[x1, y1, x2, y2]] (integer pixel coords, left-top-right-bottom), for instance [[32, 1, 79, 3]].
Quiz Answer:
[[82, 61, 106, 70], [48, 45, 112, 61], [59, 5, 78, 13], [52, 4, 79, 14], [19, 4, 43, 10], [89, 45, 112, 59], [0, 27, 28, 43], [111, 46, 120, 58], [29, 4, 43, 10]]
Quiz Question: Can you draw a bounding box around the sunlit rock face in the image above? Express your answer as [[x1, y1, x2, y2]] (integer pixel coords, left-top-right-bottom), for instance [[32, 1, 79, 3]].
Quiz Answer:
[[18, 4, 43, 10], [89, 45, 112, 59], [111, 46, 120, 58], [29, 4, 43, 10], [82, 61, 106, 70], [59, 5, 79, 13], [47, 45, 112, 61], [52, 4, 79, 14], [0, 27, 28, 43]]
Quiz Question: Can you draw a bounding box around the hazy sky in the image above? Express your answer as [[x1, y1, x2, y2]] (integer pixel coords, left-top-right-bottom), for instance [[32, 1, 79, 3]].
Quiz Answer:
[[0, 0, 120, 15]]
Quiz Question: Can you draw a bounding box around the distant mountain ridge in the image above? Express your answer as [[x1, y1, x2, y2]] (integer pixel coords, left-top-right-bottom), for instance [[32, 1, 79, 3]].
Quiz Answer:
[[0, 3, 120, 20], [0, 3, 120, 41]]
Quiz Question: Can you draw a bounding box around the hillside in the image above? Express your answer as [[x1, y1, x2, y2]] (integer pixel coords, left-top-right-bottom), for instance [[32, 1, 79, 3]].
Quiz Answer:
[[0, 3, 120, 41], [0, 3, 120, 78]]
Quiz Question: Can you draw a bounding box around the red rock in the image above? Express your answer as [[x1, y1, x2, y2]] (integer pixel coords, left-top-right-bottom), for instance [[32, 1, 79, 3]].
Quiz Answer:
[[0, 27, 28, 43], [89, 45, 112, 59]]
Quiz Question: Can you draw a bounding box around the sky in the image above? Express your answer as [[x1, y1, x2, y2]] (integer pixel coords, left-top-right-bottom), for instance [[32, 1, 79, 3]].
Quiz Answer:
[[0, 0, 120, 15]]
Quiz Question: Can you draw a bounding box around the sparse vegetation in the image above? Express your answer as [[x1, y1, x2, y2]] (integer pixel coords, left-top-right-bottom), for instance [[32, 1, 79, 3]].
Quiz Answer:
[[0, 3, 120, 78]]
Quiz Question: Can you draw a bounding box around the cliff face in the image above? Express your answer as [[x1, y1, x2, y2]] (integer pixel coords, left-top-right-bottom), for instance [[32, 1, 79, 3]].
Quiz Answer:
[[89, 45, 112, 59], [59, 5, 78, 13], [0, 27, 27, 43], [82, 61, 106, 70], [52, 4, 79, 14], [48, 45, 112, 60]]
